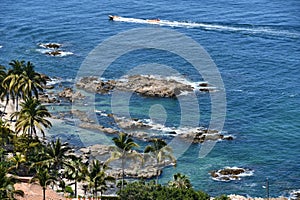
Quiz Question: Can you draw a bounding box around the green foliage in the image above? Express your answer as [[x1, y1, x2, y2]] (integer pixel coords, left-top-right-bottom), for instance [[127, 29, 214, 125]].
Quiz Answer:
[[100, 196, 120, 200], [0, 162, 24, 199], [86, 160, 115, 198], [108, 133, 140, 189], [117, 180, 210, 200], [65, 186, 74, 196], [30, 166, 57, 200], [144, 138, 176, 184], [9, 135, 46, 176], [11, 97, 52, 138], [2, 60, 47, 114], [168, 173, 192, 189]]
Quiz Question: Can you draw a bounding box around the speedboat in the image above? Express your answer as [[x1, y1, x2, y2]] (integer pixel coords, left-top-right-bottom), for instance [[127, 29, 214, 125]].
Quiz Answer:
[[108, 15, 120, 20]]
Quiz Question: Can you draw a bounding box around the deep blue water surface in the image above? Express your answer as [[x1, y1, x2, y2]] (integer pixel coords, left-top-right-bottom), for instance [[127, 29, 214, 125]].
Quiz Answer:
[[1, 0, 299, 197]]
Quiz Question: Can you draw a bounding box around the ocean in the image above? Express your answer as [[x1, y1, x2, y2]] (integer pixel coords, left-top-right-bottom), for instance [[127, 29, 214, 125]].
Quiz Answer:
[[0, 0, 299, 197]]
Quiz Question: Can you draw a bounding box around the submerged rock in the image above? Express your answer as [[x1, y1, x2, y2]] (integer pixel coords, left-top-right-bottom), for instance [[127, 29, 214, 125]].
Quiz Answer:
[[79, 122, 119, 134], [71, 109, 95, 123]]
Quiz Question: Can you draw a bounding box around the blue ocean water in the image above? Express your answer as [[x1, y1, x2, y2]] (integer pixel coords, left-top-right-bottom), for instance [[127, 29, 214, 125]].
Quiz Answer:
[[1, 0, 299, 197]]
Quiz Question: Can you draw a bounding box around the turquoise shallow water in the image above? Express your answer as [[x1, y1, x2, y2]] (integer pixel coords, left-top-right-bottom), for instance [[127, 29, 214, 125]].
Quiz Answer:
[[1, 0, 299, 197]]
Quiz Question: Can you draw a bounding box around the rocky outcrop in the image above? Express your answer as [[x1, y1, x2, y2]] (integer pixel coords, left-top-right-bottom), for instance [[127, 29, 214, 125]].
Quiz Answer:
[[210, 167, 253, 182], [115, 75, 193, 97], [114, 116, 150, 129], [76, 75, 194, 97], [38, 43, 73, 57], [40, 73, 52, 82], [72, 109, 233, 143], [198, 82, 217, 92], [45, 50, 63, 56], [58, 88, 85, 102], [39, 93, 59, 104], [40, 43, 62, 49], [179, 128, 233, 143], [76, 76, 116, 94]]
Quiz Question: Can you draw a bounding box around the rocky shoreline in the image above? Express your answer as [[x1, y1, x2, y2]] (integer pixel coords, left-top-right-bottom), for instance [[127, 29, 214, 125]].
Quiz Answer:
[[39, 75, 232, 180], [41, 75, 216, 103]]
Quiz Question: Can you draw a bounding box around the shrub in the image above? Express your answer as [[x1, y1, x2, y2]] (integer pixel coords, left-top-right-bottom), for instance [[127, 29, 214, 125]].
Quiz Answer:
[[117, 181, 210, 200]]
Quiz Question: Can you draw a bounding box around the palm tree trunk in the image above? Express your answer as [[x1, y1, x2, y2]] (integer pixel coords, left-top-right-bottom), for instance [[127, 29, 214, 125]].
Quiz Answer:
[[0, 96, 9, 119], [75, 181, 77, 199], [121, 157, 125, 189], [95, 179, 98, 198], [43, 187, 46, 200], [156, 159, 159, 184], [16, 95, 19, 112]]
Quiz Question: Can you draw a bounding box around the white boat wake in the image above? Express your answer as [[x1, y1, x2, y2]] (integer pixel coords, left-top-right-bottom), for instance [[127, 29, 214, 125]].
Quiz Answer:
[[109, 16, 300, 39]]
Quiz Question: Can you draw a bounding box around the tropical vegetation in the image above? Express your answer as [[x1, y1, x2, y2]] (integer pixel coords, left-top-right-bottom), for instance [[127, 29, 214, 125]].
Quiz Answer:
[[107, 132, 140, 189]]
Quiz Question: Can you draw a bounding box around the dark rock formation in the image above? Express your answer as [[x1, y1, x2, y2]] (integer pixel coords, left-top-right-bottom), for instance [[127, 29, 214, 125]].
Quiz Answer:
[[58, 88, 85, 102], [76, 76, 116, 94], [39, 93, 59, 103], [76, 75, 194, 97], [114, 116, 150, 129], [210, 167, 253, 182], [42, 43, 61, 49], [40, 73, 52, 82], [180, 128, 226, 143], [46, 50, 63, 56], [115, 75, 193, 97]]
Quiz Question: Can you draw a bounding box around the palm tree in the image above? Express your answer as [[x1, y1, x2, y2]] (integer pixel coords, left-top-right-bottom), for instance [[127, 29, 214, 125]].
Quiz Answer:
[[18, 61, 46, 99], [107, 133, 140, 189], [44, 138, 74, 171], [0, 65, 9, 119], [3, 60, 46, 114], [0, 119, 14, 146], [8, 152, 26, 172], [0, 163, 24, 199], [86, 160, 115, 198], [3, 60, 25, 112], [64, 158, 87, 198], [168, 173, 192, 189], [11, 97, 52, 138], [13, 134, 43, 162], [144, 138, 176, 184], [30, 167, 56, 200], [0, 119, 14, 162]]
